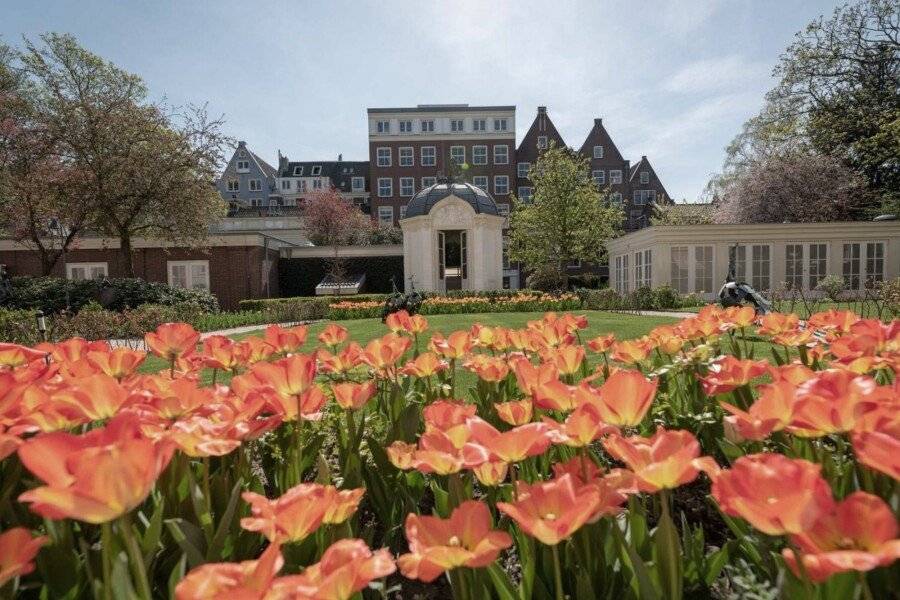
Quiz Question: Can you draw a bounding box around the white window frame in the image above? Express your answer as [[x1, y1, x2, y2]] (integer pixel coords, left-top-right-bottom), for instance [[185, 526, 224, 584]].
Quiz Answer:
[[399, 205, 407, 219], [376, 120, 390, 134], [640, 171, 650, 184], [280, 179, 291, 190], [472, 145, 488, 165], [693, 246, 714, 294], [168, 260, 210, 292], [312, 179, 323, 190], [633, 190, 657, 206], [421, 176, 437, 188], [311, 166, 322, 176], [376, 147, 391, 167], [493, 145, 509, 165], [537, 136, 548, 149], [421, 146, 436, 166], [473, 119, 486, 131], [377, 206, 394, 225], [472, 176, 488, 191], [592, 170, 605, 186], [351, 176, 365, 191], [734, 244, 771, 291], [670, 246, 689, 294], [226, 179, 239, 192], [517, 186, 533, 202], [399, 120, 413, 133], [593, 146, 604, 159], [450, 119, 464, 132], [494, 175, 509, 195], [293, 166, 304, 176], [634, 250, 651, 288], [399, 177, 415, 197], [236, 160, 250, 172], [610, 170, 623, 184], [844, 241, 886, 290], [248, 179, 261, 192], [786, 243, 830, 292], [67, 262, 108, 281], [517, 162, 530, 178], [420, 119, 434, 133], [450, 145, 465, 165], [377, 177, 392, 198], [399, 146, 414, 167], [493, 118, 508, 132]]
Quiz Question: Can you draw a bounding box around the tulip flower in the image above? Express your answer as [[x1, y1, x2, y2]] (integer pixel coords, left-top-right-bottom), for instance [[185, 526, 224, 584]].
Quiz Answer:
[[576, 369, 657, 427], [18, 413, 174, 523], [462, 354, 509, 382], [429, 331, 473, 360], [175, 542, 283, 600], [586, 333, 615, 353], [0, 527, 47, 587], [235, 354, 323, 421], [648, 325, 685, 355], [788, 370, 889, 437], [267, 539, 395, 600], [610, 338, 652, 364], [423, 400, 477, 431], [699, 356, 768, 396], [317, 342, 363, 375], [711, 453, 834, 536], [463, 418, 552, 465], [0, 343, 47, 370], [544, 404, 615, 448], [398, 500, 513, 582], [541, 344, 585, 375], [27, 373, 128, 422], [497, 474, 601, 545], [144, 322, 199, 362], [720, 380, 795, 442], [322, 486, 365, 525], [720, 306, 756, 329], [163, 417, 243, 457], [495, 399, 533, 426], [0, 426, 21, 461], [200, 335, 248, 372], [241, 484, 330, 543], [385, 309, 415, 334], [470, 324, 510, 351], [330, 381, 376, 411], [137, 376, 215, 420], [318, 323, 349, 347], [603, 427, 718, 492], [37, 338, 108, 364], [767, 363, 816, 385], [401, 352, 447, 378], [263, 324, 308, 354], [757, 312, 799, 336], [807, 309, 859, 335], [84, 347, 146, 380], [240, 337, 276, 364], [472, 460, 509, 486], [852, 430, 900, 480], [361, 334, 412, 372], [781, 492, 900, 583]]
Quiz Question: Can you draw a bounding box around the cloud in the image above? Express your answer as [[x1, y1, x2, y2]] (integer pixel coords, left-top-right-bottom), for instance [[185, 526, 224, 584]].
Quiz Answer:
[[662, 55, 772, 94]]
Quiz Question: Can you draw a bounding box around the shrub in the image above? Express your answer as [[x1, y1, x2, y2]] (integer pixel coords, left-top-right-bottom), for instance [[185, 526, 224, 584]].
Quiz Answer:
[[815, 274, 845, 302], [583, 288, 623, 310], [0, 308, 42, 344], [628, 286, 655, 310], [568, 273, 601, 289], [652, 285, 680, 309], [679, 292, 706, 308], [525, 266, 567, 292]]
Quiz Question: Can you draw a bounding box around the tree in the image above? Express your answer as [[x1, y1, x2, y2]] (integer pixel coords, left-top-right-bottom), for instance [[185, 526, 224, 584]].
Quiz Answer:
[[508, 143, 623, 282], [651, 201, 713, 226], [16, 33, 229, 276], [303, 189, 370, 291], [713, 153, 871, 224]]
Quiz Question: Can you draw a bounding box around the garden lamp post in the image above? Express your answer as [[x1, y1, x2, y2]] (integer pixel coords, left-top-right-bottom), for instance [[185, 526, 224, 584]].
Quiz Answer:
[[48, 218, 71, 311], [35, 309, 48, 342]]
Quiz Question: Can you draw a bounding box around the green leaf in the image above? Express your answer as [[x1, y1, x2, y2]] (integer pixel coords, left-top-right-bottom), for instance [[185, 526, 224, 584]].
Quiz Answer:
[[430, 479, 449, 518], [654, 502, 682, 600], [140, 499, 165, 564], [613, 520, 661, 600], [110, 552, 138, 600], [315, 453, 332, 484], [165, 519, 206, 568], [167, 554, 187, 598], [703, 543, 732, 586], [207, 477, 243, 562], [487, 562, 518, 600]]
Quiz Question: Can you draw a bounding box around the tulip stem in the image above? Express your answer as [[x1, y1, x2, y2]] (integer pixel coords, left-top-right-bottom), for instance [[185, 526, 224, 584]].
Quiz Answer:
[[100, 522, 113, 600], [118, 513, 152, 600], [858, 572, 874, 600], [551, 543, 564, 600]]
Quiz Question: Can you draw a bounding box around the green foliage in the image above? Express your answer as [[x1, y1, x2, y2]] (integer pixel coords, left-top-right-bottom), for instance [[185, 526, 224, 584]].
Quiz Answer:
[[581, 288, 625, 310], [525, 264, 569, 292], [629, 286, 655, 310], [815, 274, 846, 302], [509, 143, 623, 275], [651, 202, 714, 226], [0, 308, 42, 344], [652, 286, 681, 309]]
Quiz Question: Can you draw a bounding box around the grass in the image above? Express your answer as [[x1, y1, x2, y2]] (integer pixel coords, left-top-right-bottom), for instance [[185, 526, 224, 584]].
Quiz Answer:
[[140, 310, 681, 385]]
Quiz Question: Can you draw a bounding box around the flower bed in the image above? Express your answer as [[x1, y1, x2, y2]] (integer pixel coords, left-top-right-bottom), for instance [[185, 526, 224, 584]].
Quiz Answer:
[[329, 291, 580, 320], [0, 306, 897, 599]]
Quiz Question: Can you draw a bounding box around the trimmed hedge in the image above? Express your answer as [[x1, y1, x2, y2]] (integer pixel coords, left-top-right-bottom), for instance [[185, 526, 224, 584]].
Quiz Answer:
[[239, 294, 388, 312]]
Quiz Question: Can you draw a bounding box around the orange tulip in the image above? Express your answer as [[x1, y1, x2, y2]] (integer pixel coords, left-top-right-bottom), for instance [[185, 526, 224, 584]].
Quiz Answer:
[[401, 352, 447, 377], [552, 456, 639, 498], [782, 491, 900, 583], [385, 309, 419, 334], [235, 354, 323, 421], [648, 325, 685, 355], [322, 486, 365, 525], [200, 335, 248, 372], [0, 527, 48, 587], [163, 417, 243, 457], [472, 460, 509, 486], [541, 344, 585, 375], [48, 373, 130, 422], [586, 333, 615, 353], [495, 399, 533, 426], [388, 428, 469, 476], [513, 358, 576, 411], [610, 338, 653, 364], [603, 427, 717, 492], [85, 347, 146, 380], [386, 440, 416, 470], [721, 306, 756, 330], [544, 404, 615, 448], [267, 539, 395, 600], [757, 312, 799, 336], [497, 474, 601, 545], [361, 333, 412, 372], [0, 342, 46, 370], [463, 354, 509, 382], [317, 342, 363, 375], [699, 356, 768, 396], [852, 430, 900, 480], [318, 323, 349, 347], [37, 338, 107, 364], [240, 337, 276, 364], [768, 363, 816, 385], [576, 369, 658, 427], [720, 380, 795, 442], [429, 331, 473, 360], [241, 484, 330, 543], [136, 376, 214, 420], [0, 426, 21, 461], [711, 453, 834, 536], [175, 541, 283, 600], [808, 309, 860, 334], [330, 381, 377, 411], [398, 500, 513, 582], [423, 400, 477, 430], [788, 370, 889, 437], [263, 324, 308, 354], [144, 322, 199, 362], [463, 419, 552, 465], [470, 324, 511, 351], [18, 413, 174, 523]]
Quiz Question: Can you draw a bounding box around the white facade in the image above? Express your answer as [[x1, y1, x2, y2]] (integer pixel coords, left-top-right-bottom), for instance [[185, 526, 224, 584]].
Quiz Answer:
[[368, 105, 516, 142], [606, 221, 900, 300]]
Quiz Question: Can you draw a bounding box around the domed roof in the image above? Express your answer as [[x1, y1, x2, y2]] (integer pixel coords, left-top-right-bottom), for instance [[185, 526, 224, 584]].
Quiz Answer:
[[403, 181, 500, 219]]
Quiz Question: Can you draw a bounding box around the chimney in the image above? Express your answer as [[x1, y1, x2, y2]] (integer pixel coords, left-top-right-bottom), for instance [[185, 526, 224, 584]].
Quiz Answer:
[[338, 153, 343, 162], [238, 140, 246, 148], [537, 106, 546, 114], [594, 118, 602, 127], [641, 155, 647, 160], [278, 151, 288, 172]]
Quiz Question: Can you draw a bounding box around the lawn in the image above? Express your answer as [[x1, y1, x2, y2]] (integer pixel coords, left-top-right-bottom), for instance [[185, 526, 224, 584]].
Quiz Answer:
[[140, 310, 681, 384]]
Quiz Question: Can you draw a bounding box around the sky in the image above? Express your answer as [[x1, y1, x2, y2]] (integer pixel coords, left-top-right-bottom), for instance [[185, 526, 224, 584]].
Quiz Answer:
[[2, 0, 846, 201]]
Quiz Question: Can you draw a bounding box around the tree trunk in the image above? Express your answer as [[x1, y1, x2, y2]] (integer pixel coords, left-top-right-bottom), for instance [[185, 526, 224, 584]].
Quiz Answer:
[[120, 232, 135, 277], [39, 247, 56, 276]]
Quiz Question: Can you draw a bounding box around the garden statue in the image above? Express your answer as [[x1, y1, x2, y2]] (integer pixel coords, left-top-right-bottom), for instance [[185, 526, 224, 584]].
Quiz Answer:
[[381, 275, 424, 322], [0, 266, 12, 305], [718, 244, 772, 315]]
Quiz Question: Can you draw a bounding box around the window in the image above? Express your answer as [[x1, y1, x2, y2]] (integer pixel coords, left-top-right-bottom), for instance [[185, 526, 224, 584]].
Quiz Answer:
[[633, 190, 657, 205], [67, 262, 107, 280], [168, 260, 209, 291], [421, 176, 437, 188], [610, 170, 622, 184], [592, 170, 605, 186], [537, 136, 548, 149], [399, 177, 415, 197], [248, 179, 261, 192], [399, 206, 407, 219], [376, 120, 390, 133], [312, 179, 323, 189], [517, 162, 530, 178], [503, 236, 510, 270], [843, 242, 885, 290], [293, 166, 304, 176], [421, 119, 434, 132], [351, 177, 365, 191], [377, 178, 392, 197], [421, 146, 436, 166], [670, 247, 689, 294], [280, 180, 291, 190], [236, 160, 250, 172], [494, 175, 509, 195], [473, 176, 488, 191], [472, 145, 488, 165], [694, 246, 713, 293], [473, 119, 486, 131], [311, 166, 322, 176], [250, 198, 263, 207], [450, 146, 465, 165], [517, 187, 533, 202], [634, 250, 651, 288], [376, 148, 391, 167], [809, 244, 827, 290], [450, 119, 464, 132], [493, 145, 509, 165], [378, 206, 394, 225], [593, 146, 604, 159], [399, 120, 413, 133], [226, 179, 239, 192], [610, 192, 622, 203], [498, 203, 510, 225], [640, 171, 650, 184], [298, 180, 307, 192], [843, 243, 861, 290], [399, 147, 414, 167], [865, 242, 884, 286], [785, 244, 804, 290], [750, 245, 770, 291], [616, 254, 630, 293], [493, 118, 508, 131]]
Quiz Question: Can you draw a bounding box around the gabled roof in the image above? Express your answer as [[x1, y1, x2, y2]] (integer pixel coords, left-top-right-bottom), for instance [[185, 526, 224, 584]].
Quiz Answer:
[[249, 151, 277, 178], [516, 106, 566, 157], [629, 155, 671, 201], [578, 118, 625, 163]]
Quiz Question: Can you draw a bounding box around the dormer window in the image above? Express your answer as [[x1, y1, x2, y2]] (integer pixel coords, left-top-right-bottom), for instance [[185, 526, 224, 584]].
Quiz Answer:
[[640, 171, 650, 184], [593, 145, 604, 159], [473, 119, 486, 131], [376, 120, 390, 133], [399, 120, 413, 133], [311, 166, 322, 176], [421, 119, 435, 133], [494, 118, 508, 131], [236, 160, 250, 172], [451, 119, 464, 132], [293, 166, 303, 176], [537, 136, 548, 149]]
